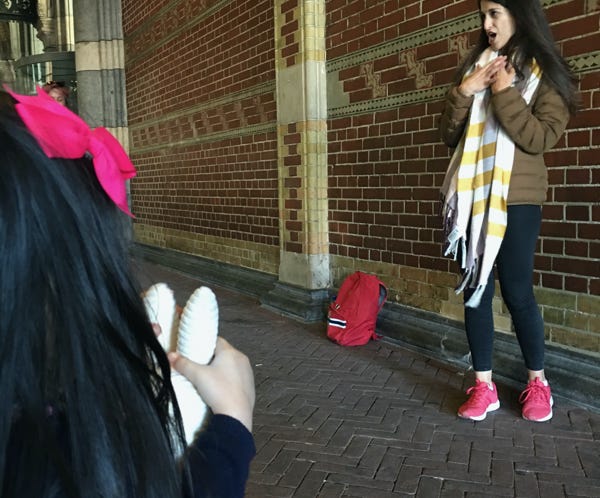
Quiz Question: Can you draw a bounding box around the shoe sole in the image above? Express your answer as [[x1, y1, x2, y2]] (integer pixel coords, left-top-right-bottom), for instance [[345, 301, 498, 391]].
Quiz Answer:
[[143, 283, 177, 352], [178, 286, 219, 365], [458, 400, 500, 421], [522, 396, 554, 422]]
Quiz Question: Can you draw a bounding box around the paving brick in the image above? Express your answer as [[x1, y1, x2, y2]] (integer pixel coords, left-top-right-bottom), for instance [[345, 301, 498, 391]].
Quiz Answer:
[[343, 486, 402, 498], [359, 444, 389, 473], [415, 475, 443, 497], [343, 435, 371, 459], [577, 442, 600, 479], [514, 470, 541, 498], [447, 439, 470, 465], [440, 488, 469, 498], [264, 448, 299, 475], [412, 420, 436, 443], [555, 439, 584, 470], [278, 459, 313, 488], [393, 463, 422, 494], [310, 418, 344, 444], [311, 459, 374, 479], [246, 466, 282, 486], [489, 457, 514, 487], [537, 480, 567, 498], [533, 434, 558, 460], [564, 482, 600, 497], [451, 481, 514, 496], [368, 398, 393, 418], [298, 450, 359, 470], [244, 482, 293, 497], [326, 470, 396, 491], [375, 449, 404, 482], [293, 469, 329, 497], [422, 463, 480, 483], [315, 481, 346, 497], [252, 438, 286, 465]]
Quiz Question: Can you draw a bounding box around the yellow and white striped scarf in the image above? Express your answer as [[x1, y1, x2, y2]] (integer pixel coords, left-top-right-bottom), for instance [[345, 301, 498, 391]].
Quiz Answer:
[[442, 48, 542, 307]]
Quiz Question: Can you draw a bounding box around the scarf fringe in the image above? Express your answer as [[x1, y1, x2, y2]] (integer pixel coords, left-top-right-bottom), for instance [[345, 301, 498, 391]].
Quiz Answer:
[[465, 284, 486, 308]]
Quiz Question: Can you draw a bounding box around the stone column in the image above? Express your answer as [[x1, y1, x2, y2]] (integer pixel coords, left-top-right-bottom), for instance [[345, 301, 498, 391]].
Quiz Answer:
[[0, 22, 15, 85], [36, 0, 74, 53], [72, 0, 128, 150], [261, 0, 330, 322]]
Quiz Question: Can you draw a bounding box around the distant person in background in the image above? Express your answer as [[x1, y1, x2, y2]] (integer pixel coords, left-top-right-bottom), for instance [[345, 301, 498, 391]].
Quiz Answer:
[[42, 80, 70, 106], [0, 88, 15, 112], [439, 0, 577, 422]]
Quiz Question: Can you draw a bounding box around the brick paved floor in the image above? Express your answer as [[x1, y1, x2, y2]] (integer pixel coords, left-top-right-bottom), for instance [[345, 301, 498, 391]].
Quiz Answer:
[[135, 259, 600, 498]]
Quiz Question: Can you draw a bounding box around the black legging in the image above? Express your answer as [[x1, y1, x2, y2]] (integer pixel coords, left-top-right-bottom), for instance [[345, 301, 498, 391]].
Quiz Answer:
[[463, 205, 545, 372]]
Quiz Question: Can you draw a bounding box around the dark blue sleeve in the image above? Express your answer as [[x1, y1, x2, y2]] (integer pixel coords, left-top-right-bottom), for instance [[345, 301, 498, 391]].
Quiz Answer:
[[184, 414, 256, 498]]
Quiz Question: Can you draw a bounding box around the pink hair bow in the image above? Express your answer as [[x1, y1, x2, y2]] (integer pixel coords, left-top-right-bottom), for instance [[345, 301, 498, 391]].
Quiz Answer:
[[4, 85, 136, 216]]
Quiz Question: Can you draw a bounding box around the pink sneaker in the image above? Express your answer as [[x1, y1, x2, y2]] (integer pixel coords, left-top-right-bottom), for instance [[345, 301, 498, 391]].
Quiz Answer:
[[519, 378, 553, 422], [458, 380, 500, 421]]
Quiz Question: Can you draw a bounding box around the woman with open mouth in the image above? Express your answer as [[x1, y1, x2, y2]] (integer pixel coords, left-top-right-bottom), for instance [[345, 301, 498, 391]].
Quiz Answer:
[[439, 0, 578, 423]]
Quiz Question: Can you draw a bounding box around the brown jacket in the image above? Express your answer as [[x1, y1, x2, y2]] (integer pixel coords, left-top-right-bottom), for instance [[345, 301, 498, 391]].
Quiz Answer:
[[439, 80, 570, 205]]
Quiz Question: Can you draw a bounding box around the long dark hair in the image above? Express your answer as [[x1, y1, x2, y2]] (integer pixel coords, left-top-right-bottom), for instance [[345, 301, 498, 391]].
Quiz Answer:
[[454, 0, 578, 113], [0, 111, 187, 497]]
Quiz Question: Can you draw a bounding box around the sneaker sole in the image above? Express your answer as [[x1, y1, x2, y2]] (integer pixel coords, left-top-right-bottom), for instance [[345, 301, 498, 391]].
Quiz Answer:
[[458, 400, 500, 421], [176, 286, 220, 445], [143, 283, 178, 352], [178, 286, 219, 365]]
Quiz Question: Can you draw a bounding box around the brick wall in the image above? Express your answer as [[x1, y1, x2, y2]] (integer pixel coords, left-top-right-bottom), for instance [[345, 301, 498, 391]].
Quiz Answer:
[[325, 0, 599, 347], [122, 0, 280, 274]]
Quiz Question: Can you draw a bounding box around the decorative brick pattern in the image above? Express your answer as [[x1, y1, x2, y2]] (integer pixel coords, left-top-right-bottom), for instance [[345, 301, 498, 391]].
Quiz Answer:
[[274, 0, 329, 291], [276, 0, 326, 69], [278, 120, 329, 255], [277, 0, 300, 68]]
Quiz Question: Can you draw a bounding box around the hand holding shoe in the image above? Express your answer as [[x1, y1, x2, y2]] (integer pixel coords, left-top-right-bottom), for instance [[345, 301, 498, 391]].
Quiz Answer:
[[169, 337, 255, 432]]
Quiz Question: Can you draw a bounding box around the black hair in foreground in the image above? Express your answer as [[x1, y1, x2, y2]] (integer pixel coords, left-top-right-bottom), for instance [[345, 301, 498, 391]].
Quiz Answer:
[[0, 111, 188, 497], [454, 0, 578, 113]]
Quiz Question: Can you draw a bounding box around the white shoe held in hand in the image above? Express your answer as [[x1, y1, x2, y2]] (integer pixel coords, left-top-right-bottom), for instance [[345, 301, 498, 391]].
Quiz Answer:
[[144, 283, 220, 448], [175, 286, 219, 445]]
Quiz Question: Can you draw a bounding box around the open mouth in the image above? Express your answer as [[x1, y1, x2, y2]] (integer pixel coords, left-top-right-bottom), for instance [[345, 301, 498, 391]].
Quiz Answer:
[[487, 32, 499, 46]]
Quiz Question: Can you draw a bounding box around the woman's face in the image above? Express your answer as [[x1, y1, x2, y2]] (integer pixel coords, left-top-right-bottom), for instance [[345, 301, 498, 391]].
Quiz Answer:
[[479, 1, 516, 51], [48, 88, 67, 106]]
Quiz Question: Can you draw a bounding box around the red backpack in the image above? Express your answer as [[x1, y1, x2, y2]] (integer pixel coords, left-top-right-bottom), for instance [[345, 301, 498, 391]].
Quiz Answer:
[[327, 271, 387, 346]]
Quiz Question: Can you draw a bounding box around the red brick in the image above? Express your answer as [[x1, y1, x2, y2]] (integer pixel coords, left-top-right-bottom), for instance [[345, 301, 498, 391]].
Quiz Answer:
[[562, 32, 600, 58], [578, 223, 600, 240], [540, 272, 564, 289], [565, 241, 589, 258], [566, 205, 590, 221], [565, 276, 589, 293], [551, 14, 600, 41]]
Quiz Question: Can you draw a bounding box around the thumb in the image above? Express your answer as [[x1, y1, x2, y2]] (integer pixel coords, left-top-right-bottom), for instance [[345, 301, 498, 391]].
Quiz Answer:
[[168, 351, 206, 385]]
